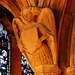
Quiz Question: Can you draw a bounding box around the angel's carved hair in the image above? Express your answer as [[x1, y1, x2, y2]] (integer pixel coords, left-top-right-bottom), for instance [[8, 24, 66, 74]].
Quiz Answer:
[[20, 6, 42, 16]]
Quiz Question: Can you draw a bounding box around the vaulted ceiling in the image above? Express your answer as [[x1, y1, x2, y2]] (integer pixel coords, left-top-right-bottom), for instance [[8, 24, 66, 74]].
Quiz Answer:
[[0, 0, 67, 18]]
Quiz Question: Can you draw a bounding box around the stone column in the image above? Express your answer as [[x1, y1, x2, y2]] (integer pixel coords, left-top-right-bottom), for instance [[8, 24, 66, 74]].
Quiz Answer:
[[64, 17, 75, 75], [10, 35, 21, 75]]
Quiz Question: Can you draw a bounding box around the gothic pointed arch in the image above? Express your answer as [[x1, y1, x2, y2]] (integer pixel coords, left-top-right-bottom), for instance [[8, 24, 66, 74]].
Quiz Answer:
[[0, 0, 20, 17]]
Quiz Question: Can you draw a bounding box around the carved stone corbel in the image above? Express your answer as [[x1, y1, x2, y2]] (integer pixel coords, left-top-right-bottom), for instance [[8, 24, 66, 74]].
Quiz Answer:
[[12, 6, 61, 75]]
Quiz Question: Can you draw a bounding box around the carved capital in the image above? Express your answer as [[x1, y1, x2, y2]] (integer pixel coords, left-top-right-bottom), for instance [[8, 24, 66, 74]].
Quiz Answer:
[[35, 65, 61, 75], [64, 66, 75, 75]]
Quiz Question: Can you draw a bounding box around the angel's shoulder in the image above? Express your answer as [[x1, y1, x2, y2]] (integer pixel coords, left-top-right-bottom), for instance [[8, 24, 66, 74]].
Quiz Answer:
[[13, 16, 22, 22]]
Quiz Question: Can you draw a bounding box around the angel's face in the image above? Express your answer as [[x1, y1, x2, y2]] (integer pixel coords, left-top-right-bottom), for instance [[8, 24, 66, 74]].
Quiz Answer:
[[21, 10, 34, 22]]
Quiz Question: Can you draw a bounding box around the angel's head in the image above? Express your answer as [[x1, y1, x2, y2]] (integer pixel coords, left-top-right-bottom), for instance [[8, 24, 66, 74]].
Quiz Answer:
[[20, 6, 42, 22]]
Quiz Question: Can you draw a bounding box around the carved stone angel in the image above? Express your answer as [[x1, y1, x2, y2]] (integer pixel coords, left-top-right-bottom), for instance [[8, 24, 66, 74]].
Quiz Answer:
[[12, 7, 59, 74]]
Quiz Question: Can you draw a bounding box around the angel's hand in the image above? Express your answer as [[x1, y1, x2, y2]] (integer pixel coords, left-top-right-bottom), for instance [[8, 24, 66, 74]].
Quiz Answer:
[[35, 39, 42, 49], [35, 34, 49, 49]]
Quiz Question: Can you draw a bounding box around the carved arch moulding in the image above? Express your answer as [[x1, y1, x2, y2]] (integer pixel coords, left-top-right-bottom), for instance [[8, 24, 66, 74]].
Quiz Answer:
[[0, 0, 20, 17]]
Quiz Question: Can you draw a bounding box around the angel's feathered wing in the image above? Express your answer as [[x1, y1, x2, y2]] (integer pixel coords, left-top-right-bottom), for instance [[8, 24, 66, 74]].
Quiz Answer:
[[36, 8, 58, 64], [37, 8, 56, 36]]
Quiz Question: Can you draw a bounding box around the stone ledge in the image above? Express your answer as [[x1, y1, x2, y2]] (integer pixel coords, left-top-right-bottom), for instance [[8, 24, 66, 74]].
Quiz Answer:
[[35, 65, 61, 75], [64, 66, 75, 75]]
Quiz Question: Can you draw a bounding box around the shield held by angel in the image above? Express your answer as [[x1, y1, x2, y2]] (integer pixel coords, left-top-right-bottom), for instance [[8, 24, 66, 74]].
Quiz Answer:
[[12, 7, 58, 70]]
